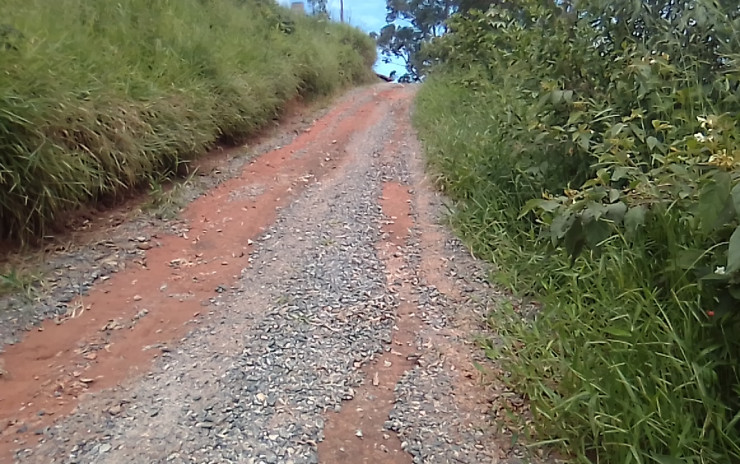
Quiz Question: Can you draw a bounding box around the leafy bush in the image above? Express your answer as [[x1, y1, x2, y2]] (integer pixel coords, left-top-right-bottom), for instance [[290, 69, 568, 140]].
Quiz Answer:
[[0, 0, 376, 241], [415, 1, 740, 462]]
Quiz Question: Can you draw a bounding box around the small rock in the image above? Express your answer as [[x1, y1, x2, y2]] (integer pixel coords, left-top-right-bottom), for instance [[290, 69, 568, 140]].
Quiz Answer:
[[262, 451, 278, 464], [108, 405, 123, 416]]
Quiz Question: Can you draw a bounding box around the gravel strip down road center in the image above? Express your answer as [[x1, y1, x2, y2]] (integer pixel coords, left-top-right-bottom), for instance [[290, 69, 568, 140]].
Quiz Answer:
[[0, 84, 555, 464]]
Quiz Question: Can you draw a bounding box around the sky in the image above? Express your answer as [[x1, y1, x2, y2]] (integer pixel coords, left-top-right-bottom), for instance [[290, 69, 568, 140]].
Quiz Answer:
[[277, 0, 406, 77]]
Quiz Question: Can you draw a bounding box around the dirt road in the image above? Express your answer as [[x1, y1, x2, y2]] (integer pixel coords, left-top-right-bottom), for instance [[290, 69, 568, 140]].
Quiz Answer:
[[0, 84, 528, 463]]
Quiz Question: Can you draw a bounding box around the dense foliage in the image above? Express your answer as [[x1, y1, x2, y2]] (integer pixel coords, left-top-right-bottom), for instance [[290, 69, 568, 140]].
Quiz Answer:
[[415, 0, 740, 462], [0, 0, 376, 242], [376, 0, 497, 81]]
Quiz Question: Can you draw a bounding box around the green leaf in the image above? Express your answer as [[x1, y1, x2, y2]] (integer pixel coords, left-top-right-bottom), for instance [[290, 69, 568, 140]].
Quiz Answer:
[[605, 201, 628, 222], [717, 291, 737, 314], [676, 249, 704, 270], [727, 225, 740, 274], [732, 184, 740, 216], [652, 456, 688, 464], [647, 136, 659, 151], [576, 132, 591, 150], [582, 203, 606, 223], [696, 172, 731, 234], [567, 111, 584, 124], [608, 189, 620, 203], [630, 123, 645, 142], [519, 198, 561, 218], [550, 212, 575, 243], [611, 166, 633, 182], [624, 205, 647, 234], [563, 218, 585, 260], [584, 219, 611, 247], [651, 120, 673, 131], [610, 122, 627, 136], [604, 327, 631, 338], [700, 272, 731, 282]]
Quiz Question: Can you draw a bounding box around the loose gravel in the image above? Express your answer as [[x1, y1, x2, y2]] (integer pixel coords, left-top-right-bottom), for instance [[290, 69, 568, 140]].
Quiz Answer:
[[9, 85, 557, 464]]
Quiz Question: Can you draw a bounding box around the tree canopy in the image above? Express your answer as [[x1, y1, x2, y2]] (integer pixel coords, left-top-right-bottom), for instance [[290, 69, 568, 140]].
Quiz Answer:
[[375, 0, 498, 82], [377, 0, 740, 81]]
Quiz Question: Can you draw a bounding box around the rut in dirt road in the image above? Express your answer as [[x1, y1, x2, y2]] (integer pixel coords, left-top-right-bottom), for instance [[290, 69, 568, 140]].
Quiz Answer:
[[2, 84, 525, 464]]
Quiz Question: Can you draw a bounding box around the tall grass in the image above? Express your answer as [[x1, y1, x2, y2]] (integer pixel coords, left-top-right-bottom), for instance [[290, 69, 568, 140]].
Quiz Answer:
[[0, 0, 376, 241], [414, 2, 740, 462], [416, 70, 740, 464]]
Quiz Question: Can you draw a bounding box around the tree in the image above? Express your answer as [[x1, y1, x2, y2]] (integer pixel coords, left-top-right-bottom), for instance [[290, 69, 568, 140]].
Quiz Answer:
[[376, 0, 455, 82], [376, 0, 498, 81]]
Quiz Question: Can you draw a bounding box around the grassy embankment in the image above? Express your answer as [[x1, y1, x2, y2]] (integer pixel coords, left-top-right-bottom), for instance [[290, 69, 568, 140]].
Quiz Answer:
[[0, 0, 376, 245], [415, 2, 740, 463]]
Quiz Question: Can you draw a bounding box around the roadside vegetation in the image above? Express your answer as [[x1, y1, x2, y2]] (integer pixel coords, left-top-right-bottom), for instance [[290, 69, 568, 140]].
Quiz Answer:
[[0, 0, 376, 242], [413, 1, 740, 462]]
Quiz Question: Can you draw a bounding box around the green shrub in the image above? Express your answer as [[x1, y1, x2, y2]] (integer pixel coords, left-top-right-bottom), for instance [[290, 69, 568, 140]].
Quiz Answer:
[[0, 0, 376, 241], [416, 1, 740, 462]]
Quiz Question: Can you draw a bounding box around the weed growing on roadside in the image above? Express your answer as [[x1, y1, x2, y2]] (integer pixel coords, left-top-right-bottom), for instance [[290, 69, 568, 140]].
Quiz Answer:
[[0, 268, 40, 300], [415, 1, 740, 461]]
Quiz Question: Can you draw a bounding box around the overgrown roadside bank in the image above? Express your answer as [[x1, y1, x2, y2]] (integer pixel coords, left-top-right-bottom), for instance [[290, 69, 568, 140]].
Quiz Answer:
[[0, 0, 376, 242], [414, 2, 740, 463]]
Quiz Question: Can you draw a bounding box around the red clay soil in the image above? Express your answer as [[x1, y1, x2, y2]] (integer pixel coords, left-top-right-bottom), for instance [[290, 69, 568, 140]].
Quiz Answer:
[[318, 182, 416, 464], [0, 85, 404, 461]]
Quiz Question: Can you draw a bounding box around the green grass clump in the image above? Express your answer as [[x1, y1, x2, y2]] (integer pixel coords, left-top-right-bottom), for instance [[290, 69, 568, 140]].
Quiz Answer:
[[0, 267, 39, 300], [0, 0, 376, 242], [415, 1, 740, 462]]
